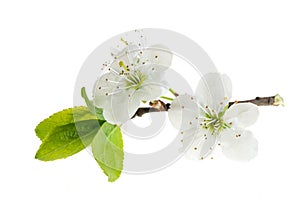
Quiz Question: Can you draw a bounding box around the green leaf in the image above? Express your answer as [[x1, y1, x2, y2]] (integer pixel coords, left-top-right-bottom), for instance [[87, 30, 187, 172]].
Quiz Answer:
[[81, 87, 105, 121], [92, 122, 124, 182], [35, 106, 97, 141], [35, 119, 104, 161]]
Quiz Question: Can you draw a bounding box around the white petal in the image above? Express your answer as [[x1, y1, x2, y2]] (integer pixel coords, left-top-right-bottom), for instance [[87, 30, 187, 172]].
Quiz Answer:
[[143, 70, 168, 89], [179, 127, 200, 150], [103, 107, 122, 125], [143, 44, 173, 68], [138, 64, 168, 78], [168, 94, 199, 130], [220, 129, 258, 161], [93, 94, 109, 108], [102, 90, 140, 125], [133, 84, 163, 101], [195, 73, 232, 112], [224, 103, 259, 128], [184, 129, 217, 160], [199, 132, 217, 158]]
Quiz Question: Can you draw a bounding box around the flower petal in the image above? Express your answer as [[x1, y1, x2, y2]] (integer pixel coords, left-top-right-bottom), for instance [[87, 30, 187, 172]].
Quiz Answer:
[[195, 73, 232, 112], [224, 103, 259, 128], [220, 128, 258, 161], [102, 90, 140, 125], [184, 129, 217, 160], [133, 84, 163, 101], [168, 94, 199, 130], [137, 64, 168, 79], [93, 94, 109, 108], [143, 44, 173, 68]]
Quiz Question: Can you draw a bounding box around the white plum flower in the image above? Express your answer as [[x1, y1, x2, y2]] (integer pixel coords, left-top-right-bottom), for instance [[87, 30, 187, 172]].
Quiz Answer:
[[93, 44, 172, 125], [168, 73, 259, 161]]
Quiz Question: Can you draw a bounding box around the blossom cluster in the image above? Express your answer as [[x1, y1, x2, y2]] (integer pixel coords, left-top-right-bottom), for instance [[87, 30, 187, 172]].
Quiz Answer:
[[93, 44, 260, 161]]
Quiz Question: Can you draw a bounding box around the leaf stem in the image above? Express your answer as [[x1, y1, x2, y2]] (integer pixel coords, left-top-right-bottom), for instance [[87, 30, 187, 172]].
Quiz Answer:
[[160, 96, 174, 101], [168, 88, 179, 97]]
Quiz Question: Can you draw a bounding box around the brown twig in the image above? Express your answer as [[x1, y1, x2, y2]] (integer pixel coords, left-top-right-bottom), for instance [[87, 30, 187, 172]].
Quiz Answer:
[[131, 100, 170, 118], [228, 95, 278, 107], [132, 94, 283, 118]]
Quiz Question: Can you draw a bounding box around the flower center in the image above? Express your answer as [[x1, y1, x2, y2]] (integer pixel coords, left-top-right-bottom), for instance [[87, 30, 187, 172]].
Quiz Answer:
[[125, 70, 147, 90], [201, 105, 230, 134]]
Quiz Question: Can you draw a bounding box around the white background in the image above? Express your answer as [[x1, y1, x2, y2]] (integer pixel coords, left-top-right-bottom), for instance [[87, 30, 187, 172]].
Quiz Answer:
[[1, 0, 299, 200]]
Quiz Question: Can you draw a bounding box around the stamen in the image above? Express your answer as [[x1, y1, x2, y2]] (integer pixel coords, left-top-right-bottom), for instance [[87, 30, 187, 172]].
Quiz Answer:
[[119, 61, 130, 72], [120, 38, 129, 45], [199, 104, 231, 134], [116, 85, 135, 90], [123, 75, 136, 84], [107, 79, 121, 84], [128, 73, 139, 84], [109, 67, 122, 76]]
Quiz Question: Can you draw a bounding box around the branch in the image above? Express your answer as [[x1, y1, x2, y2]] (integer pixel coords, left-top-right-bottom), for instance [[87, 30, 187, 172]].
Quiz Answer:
[[228, 94, 283, 107], [131, 100, 170, 118], [132, 94, 284, 118]]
